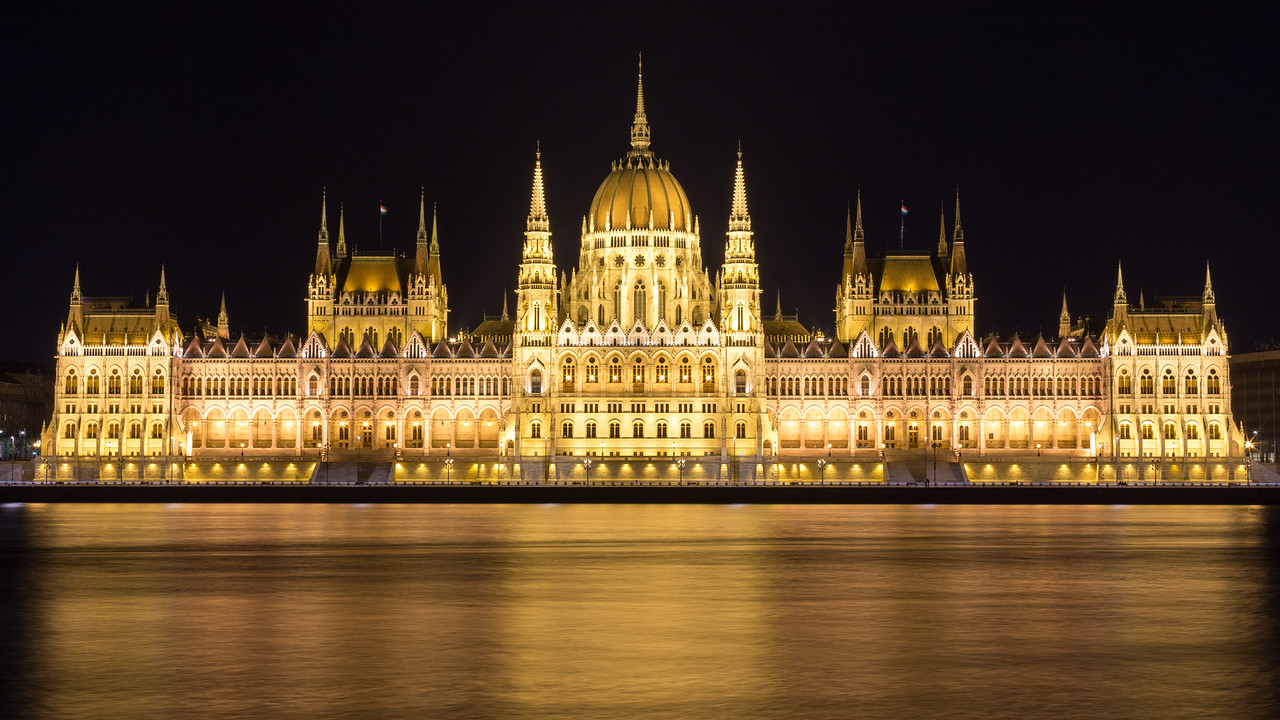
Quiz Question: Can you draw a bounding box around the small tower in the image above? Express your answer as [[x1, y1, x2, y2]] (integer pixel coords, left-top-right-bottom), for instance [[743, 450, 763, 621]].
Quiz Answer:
[[1202, 262, 1219, 333], [217, 291, 230, 340], [307, 191, 337, 338], [1058, 291, 1071, 339], [66, 264, 83, 339], [835, 190, 872, 342], [335, 203, 348, 259], [937, 202, 949, 258], [1111, 262, 1129, 332], [408, 193, 449, 342], [945, 186, 974, 341], [154, 266, 171, 337]]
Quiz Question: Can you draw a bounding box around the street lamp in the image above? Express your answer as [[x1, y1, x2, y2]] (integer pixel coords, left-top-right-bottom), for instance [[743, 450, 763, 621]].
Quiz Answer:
[[444, 442, 452, 482], [583, 456, 592, 483], [676, 457, 686, 485], [817, 457, 827, 483]]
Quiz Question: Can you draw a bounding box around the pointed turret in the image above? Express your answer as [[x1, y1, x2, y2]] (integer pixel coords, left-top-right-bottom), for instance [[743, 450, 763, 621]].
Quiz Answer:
[[949, 186, 967, 277], [518, 147, 556, 335], [628, 53, 651, 158], [1114, 263, 1127, 305], [775, 291, 783, 321], [414, 189, 430, 276], [1111, 262, 1129, 329], [1059, 291, 1071, 339], [335, 203, 347, 258], [722, 146, 759, 333], [937, 202, 948, 257], [314, 190, 332, 277], [850, 189, 868, 277], [66, 264, 83, 337], [725, 145, 754, 259], [217, 291, 230, 339], [428, 203, 443, 286], [154, 266, 171, 335], [1203, 262, 1219, 332], [501, 289, 509, 321]]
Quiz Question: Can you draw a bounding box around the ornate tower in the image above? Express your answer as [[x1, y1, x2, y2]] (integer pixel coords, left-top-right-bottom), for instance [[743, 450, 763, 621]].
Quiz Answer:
[[1059, 291, 1071, 339], [516, 147, 557, 337], [153, 266, 171, 338], [835, 191, 872, 342], [945, 187, 975, 340], [408, 193, 449, 342], [307, 191, 337, 340], [720, 146, 761, 334]]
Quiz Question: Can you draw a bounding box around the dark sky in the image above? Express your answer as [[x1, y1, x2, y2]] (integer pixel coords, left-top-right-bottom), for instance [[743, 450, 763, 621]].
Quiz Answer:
[[3, 2, 1278, 364]]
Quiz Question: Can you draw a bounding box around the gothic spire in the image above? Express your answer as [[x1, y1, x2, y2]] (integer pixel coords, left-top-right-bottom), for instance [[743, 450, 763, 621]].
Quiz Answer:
[[71, 264, 81, 304], [528, 143, 549, 232], [417, 188, 428, 245], [844, 201, 853, 251], [1059, 290, 1070, 338], [937, 201, 948, 256], [1203, 262, 1215, 304], [728, 142, 750, 233], [336, 203, 347, 258], [502, 289, 509, 321], [217, 291, 230, 339], [157, 265, 168, 305], [318, 189, 329, 243], [953, 185, 964, 243], [948, 186, 967, 277], [854, 187, 865, 243], [628, 53, 652, 157], [428, 203, 443, 285], [775, 290, 783, 321], [1114, 263, 1127, 305]]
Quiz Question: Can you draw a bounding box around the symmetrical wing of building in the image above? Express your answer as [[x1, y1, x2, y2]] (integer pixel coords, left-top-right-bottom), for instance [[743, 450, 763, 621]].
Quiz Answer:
[[42, 68, 1247, 469]]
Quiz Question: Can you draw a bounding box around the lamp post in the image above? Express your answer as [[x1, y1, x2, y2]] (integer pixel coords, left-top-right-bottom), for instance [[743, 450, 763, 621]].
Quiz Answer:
[[677, 457, 686, 485], [817, 457, 827, 483], [445, 442, 452, 482], [583, 456, 592, 484]]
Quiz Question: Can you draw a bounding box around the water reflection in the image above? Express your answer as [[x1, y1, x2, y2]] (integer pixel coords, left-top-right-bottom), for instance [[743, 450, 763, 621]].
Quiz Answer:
[[0, 504, 1276, 719]]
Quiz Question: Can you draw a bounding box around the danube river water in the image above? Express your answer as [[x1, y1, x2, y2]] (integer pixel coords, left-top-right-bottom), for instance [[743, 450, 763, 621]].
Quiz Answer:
[[0, 504, 1277, 720]]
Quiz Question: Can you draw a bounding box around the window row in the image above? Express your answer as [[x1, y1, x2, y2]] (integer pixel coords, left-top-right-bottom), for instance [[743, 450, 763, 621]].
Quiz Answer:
[[1117, 420, 1221, 441], [64, 368, 165, 396]]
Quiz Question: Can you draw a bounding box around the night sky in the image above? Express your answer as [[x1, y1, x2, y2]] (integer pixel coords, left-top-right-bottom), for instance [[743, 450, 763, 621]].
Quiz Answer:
[[3, 3, 1278, 364]]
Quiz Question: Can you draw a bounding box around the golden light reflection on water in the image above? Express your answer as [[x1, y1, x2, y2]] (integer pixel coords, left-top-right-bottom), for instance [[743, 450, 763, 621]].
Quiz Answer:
[[2, 504, 1278, 719]]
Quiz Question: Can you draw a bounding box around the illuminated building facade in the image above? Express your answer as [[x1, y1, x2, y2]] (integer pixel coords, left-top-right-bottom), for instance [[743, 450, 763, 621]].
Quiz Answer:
[[41, 67, 1249, 473]]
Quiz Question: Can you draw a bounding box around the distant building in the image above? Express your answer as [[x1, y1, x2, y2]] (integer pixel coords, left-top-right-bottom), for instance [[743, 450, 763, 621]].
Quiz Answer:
[[0, 363, 52, 457], [39, 65, 1249, 475], [1230, 348, 1280, 462]]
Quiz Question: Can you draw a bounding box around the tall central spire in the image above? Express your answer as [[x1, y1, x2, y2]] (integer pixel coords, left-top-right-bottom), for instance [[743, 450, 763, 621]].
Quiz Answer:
[[629, 53, 651, 157], [528, 142, 549, 232], [728, 143, 750, 232]]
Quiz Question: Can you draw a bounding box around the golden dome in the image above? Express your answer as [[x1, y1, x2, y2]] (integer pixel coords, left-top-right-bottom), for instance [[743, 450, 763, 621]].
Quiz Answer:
[[588, 158, 692, 233]]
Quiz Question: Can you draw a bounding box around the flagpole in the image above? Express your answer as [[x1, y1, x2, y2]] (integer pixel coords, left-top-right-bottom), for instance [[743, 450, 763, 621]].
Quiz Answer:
[[379, 200, 383, 250], [899, 199, 905, 251]]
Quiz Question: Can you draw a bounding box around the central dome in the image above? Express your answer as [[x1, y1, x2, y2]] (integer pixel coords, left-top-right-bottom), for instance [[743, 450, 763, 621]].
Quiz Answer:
[[588, 158, 692, 233]]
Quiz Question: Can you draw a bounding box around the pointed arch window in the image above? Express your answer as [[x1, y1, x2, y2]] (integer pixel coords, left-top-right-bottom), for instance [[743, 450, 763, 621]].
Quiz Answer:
[[633, 280, 647, 325], [658, 281, 667, 321]]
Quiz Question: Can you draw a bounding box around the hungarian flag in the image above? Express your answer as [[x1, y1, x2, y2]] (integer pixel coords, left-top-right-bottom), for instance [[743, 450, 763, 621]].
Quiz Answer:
[[901, 203, 909, 215], [380, 204, 388, 215]]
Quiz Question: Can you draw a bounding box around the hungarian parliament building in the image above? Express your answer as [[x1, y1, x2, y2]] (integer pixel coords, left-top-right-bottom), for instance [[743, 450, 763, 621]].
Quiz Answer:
[[41, 68, 1246, 469]]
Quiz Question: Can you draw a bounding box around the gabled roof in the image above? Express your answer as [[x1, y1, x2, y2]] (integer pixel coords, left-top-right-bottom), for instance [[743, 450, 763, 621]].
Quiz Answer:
[[184, 334, 205, 359], [432, 338, 452, 359], [277, 336, 298, 358], [230, 335, 251, 358], [254, 336, 274, 358], [984, 337, 1004, 358], [331, 337, 353, 359], [455, 338, 475, 358], [1007, 337, 1028, 358], [479, 339, 499, 358], [764, 340, 777, 358], [803, 338, 825, 358], [1079, 336, 1100, 358], [355, 338, 376, 358], [379, 337, 399, 358], [827, 338, 847, 358], [1031, 336, 1053, 358], [780, 340, 801, 358], [207, 338, 227, 358], [928, 339, 949, 358], [1056, 338, 1077, 358], [881, 338, 901, 358], [905, 338, 926, 358]]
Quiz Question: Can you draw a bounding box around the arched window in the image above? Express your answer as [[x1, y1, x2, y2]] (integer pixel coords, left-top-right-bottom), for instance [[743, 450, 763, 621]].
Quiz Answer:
[[1163, 421, 1177, 439], [87, 370, 99, 394], [532, 302, 543, 331], [129, 370, 142, 395], [736, 421, 747, 439], [657, 420, 668, 438], [1186, 422, 1199, 440], [530, 369, 542, 394], [680, 421, 692, 439], [903, 326, 919, 348], [658, 281, 667, 321], [65, 370, 78, 395], [632, 360, 644, 386], [64, 422, 77, 439], [1207, 370, 1221, 394], [655, 359, 669, 383], [586, 421, 597, 439], [86, 422, 99, 439], [702, 357, 716, 389], [703, 421, 716, 439], [562, 358, 576, 385], [609, 420, 621, 439], [735, 302, 746, 331], [530, 420, 542, 439], [632, 420, 644, 438], [308, 376, 318, 396], [609, 357, 622, 383], [586, 359, 599, 382], [675, 304, 682, 325], [861, 375, 870, 396], [1141, 422, 1154, 440], [151, 423, 163, 439], [561, 421, 574, 439], [633, 280, 646, 324], [1140, 369, 1154, 395], [1118, 370, 1132, 395], [927, 326, 943, 348], [1208, 422, 1221, 440], [878, 327, 893, 349], [410, 376, 419, 396], [962, 376, 972, 396], [735, 369, 747, 394], [1162, 369, 1176, 395], [679, 357, 692, 383], [1185, 372, 1198, 394], [152, 370, 165, 394], [613, 281, 622, 322], [128, 422, 141, 439], [106, 422, 120, 439], [108, 370, 121, 395]]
